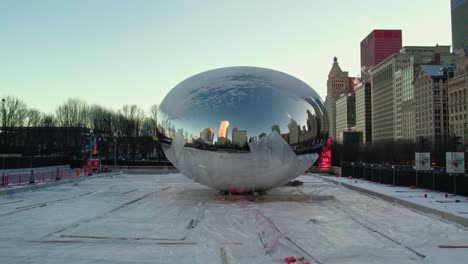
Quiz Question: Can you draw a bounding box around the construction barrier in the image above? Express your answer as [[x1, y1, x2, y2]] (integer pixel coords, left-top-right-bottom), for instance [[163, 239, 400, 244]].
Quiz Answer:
[[0, 167, 98, 189]]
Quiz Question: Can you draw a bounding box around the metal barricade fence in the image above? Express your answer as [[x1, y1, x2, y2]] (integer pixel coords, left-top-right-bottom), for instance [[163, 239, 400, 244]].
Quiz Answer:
[[340, 161, 468, 196], [0, 167, 93, 188]]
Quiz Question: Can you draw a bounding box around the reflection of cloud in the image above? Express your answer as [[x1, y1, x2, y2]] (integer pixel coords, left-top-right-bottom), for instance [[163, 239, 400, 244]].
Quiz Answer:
[[164, 71, 272, 120], [161, 67, 323, 121]]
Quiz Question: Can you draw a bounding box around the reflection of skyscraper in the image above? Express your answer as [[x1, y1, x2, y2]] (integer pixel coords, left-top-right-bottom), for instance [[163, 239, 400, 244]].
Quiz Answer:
[[232, 127, 238, 141], [201, 127, 214, 144], [232, 130, 247, 147], [306, 97, 327, 139], [218, 120, 229, 139], [217, 137, 231, 145], [288, 118, 299, 144], [306, 110, 318, 139]]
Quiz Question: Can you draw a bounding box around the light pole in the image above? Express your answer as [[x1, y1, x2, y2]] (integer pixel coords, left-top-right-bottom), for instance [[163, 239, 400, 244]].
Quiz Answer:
[[1, 98, 6, 146], [89, 128, 94, 161], [88, 128, 94, 175], [114, 137, 117, 167]]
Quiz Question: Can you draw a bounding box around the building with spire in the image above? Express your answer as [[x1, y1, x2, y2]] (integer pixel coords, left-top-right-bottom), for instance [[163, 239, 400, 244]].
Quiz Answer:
[[325, 57, 356, 141]]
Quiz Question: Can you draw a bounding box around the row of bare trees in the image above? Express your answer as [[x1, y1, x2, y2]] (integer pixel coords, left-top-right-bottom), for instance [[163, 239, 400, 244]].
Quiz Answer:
[[1, 96, 159, 138]]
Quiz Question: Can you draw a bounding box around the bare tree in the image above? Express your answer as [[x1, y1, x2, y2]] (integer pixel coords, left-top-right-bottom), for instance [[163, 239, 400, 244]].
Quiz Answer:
[[87, 105, 114, 135], [26, 108, 42, 127], [146, 104, 159, 137], [55, 98, 89, 127], [40, 114, 56, 127], [118, 104, 145, 137], [1, 96, 28, 128]]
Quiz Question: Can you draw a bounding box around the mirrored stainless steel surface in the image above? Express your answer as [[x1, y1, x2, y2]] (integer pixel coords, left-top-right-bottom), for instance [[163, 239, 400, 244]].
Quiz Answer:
[[157, 66, 328, 192]]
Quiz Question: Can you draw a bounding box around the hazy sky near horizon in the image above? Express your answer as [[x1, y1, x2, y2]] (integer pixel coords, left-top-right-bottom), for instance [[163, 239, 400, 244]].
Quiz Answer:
[[1, 0, 452, 114]]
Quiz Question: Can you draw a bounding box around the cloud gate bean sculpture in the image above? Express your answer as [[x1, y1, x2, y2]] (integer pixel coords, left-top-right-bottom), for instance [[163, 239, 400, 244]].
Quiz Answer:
[[157, 66, 328, 192]]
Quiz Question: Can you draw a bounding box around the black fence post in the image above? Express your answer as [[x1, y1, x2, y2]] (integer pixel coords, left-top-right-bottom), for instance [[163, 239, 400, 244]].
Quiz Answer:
[[363, 163, 366, 179], [416, 170, 418, 188], [432, 168, 435, 191], [29, 170, 35, 184], [379, 165, 382, 183], [2, 173, 6, 187], [454, 173, 457, 195]]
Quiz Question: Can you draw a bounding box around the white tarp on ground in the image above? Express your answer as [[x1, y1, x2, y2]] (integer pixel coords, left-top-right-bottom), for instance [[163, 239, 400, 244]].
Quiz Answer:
[[1, 173, 468, 263]]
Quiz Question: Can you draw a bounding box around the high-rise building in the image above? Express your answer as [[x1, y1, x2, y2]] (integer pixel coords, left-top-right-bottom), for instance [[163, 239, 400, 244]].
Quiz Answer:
[[400, 46, 455, 141], [324, 57, 355, 141], [369, 45, 455, 142], [369, 53, 411, 141], [335, 93, 355, 143], [401, 62, 417, 141], [354, 82, 372, 143], [360, 30, 402, 82], [414, 65, 453, 144], [451, 0, 468, 51], [448, 47, 468, 146], [400, 46, 455, 64]]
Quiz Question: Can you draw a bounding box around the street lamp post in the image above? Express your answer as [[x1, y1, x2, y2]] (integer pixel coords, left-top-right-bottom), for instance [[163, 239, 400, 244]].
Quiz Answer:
[[89, 128, 94, 175], [1, 98, 6, 146], [114, 137, 117, 167]]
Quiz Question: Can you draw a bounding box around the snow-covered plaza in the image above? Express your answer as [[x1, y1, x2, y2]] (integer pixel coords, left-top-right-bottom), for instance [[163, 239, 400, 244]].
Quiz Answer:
[[1, 172, 468, 263]]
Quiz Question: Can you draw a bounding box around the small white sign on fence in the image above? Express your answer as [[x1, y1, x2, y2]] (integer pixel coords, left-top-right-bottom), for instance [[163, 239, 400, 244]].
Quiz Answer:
[[415, 152, 430, 171], [446, 152, 465, 173]]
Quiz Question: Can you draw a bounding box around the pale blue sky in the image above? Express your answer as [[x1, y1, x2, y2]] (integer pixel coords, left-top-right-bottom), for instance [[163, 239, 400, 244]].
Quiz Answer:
[[1, 0, 452, 113]]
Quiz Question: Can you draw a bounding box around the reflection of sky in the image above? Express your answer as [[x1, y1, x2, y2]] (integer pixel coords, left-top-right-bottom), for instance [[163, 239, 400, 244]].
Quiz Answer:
[[159, 67, 324, 142]]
